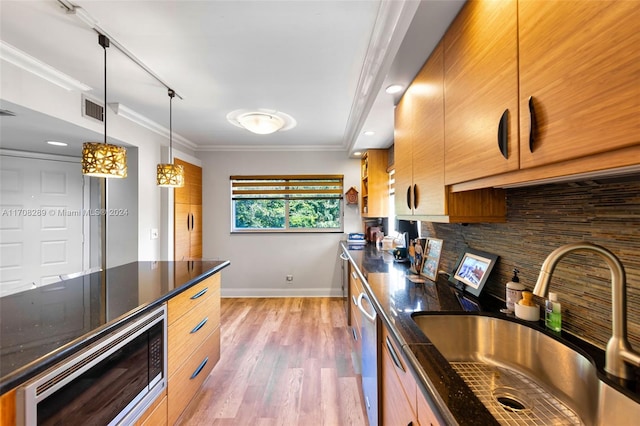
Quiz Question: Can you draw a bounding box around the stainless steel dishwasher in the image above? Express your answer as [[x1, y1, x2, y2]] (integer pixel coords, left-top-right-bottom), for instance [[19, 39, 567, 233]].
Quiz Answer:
[[357, 291, 379, 426]]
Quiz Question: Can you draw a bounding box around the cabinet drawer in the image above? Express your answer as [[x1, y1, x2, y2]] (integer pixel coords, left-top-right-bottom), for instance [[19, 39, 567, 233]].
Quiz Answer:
[[382, 327, 417, 414], [382, 340, 417, 425], [168, 327, 220, 425], [168, 274, 220, 325], [167, 285, 220, 378], [135, 393, 167, 426]]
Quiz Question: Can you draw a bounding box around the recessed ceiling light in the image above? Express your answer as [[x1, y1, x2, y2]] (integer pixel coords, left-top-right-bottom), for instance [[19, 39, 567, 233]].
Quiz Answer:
[[363, 131, 376, 136], [46, 141, 68, 147], [385, 84, 403, 94], [353, 152, 362, 156]]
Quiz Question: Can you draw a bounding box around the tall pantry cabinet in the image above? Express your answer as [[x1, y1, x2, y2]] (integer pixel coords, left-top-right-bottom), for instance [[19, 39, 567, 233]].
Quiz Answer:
[[174, 158, 202, 260]]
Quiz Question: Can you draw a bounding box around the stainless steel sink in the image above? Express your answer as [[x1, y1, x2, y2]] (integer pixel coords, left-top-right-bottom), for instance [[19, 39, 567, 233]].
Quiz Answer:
[[412, 313, 640, 426]]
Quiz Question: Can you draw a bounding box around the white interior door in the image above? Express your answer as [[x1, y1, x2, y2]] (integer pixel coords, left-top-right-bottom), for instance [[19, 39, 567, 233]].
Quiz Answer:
[[0, 155, 85, 296]]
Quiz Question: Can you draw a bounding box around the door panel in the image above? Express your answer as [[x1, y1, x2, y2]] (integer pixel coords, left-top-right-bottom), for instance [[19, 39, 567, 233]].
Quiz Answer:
[[0, 156, 84, 296]]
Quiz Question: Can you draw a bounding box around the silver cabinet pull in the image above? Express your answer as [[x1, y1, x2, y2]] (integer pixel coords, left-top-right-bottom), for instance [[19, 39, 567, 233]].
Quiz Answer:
[[190, 287, 208, 300], [385, 336, 405, 373], [190, 357, 208, 380], [190, 317, 208, 334]]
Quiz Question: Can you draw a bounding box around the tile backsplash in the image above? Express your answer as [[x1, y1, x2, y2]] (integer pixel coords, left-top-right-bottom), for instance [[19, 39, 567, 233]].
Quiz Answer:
[[421, 177, 640, 349]]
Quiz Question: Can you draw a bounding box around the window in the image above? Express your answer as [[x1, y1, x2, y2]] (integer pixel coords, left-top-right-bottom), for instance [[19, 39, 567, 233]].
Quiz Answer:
[[230, 175, 344, 232]]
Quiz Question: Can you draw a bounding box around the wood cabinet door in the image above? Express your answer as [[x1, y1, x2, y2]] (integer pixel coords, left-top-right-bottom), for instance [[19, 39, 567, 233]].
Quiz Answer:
[[518, 0, 640, 169], [174, 203, 191, 261], [173, 158, 202, 260], [411, 42, 446, 217], [444, 0, 519, 185], [394, 91, 415, 217], [190, 204, 202, 259], [382, 336, 417, 426]]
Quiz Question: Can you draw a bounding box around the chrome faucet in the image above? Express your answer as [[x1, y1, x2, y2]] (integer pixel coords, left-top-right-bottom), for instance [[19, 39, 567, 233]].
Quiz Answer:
[[533, 241, 640, 380]]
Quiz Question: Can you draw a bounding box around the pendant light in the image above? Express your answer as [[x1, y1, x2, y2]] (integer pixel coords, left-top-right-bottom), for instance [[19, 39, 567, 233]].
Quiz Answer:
[[82, 34, 127, 178], [157, 89, 184, 187]]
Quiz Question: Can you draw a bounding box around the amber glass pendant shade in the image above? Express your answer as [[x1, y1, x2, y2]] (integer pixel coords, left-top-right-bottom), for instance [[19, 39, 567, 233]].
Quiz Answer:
[[82, 142, 127, 178], [157, 163, 184, 187]]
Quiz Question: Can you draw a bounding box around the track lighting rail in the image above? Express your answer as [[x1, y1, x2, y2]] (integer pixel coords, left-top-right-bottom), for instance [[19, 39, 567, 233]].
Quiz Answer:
[[56, 0, 183, 99]]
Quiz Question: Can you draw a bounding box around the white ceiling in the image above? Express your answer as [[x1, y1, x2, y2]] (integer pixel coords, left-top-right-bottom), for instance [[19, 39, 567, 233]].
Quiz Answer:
[[0, 0, 464, 158]]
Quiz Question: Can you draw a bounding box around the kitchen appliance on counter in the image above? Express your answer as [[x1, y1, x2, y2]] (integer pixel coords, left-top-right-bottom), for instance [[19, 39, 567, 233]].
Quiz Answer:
[[17, 305, 167, 425]]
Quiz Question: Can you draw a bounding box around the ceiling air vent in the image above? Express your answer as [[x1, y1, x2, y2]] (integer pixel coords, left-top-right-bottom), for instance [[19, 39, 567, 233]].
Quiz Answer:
[[82, 95, 104, 123]]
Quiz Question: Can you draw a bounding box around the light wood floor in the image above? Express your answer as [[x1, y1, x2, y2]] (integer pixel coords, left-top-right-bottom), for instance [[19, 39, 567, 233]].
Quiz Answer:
[[177, 297, 367, 426]]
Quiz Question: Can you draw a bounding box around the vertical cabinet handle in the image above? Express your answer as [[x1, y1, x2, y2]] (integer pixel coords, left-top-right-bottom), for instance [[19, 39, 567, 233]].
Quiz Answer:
[[528, 96, 537, 153], [406, 186, 412, 210], [497, 109, 509, 159], [413, 184, 418, 210], [191, 213, 195, 231], [187, 213, 191, 231]]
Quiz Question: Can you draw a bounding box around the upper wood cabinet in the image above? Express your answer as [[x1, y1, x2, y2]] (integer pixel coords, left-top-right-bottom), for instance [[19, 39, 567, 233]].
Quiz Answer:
[[174, 159, 202, 261], [395, 43, 446, 217], [395, 42, 506, 223], [442, 0, 639, 189], [361, 150, 389, 218], [518, 0, 640, 169], [443, 0, 519, 185]]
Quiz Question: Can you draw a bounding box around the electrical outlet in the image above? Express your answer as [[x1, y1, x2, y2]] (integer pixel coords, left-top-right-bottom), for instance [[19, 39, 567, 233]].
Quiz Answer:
[[286, 275, 294, 282]]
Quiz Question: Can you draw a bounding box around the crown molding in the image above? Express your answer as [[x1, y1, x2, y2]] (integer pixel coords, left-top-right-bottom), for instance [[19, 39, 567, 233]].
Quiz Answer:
[[342, 0, 420, 154], [0, 40, 92, 92], [109, 103, 197, 149]]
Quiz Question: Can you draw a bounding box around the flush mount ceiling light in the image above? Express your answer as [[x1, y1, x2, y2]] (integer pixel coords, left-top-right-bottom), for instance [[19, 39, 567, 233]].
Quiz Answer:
[[47, 141, 68, 147], [157, 89, 184, 187], [227, 109, 296, 135], [82, 35, 127, 179]]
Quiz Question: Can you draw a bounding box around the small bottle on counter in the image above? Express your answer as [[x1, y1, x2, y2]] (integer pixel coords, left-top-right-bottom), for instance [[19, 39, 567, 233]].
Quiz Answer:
[[545, 292, 562, 332], [503, 269, 524, 313]]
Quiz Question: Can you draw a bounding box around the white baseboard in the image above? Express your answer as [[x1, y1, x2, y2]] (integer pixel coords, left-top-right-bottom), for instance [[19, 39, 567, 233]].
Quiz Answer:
[[221, 287, 343, 298]]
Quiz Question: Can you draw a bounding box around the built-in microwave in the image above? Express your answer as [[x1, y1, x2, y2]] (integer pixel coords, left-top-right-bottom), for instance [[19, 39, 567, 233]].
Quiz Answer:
[[17, 305, 167, 426]]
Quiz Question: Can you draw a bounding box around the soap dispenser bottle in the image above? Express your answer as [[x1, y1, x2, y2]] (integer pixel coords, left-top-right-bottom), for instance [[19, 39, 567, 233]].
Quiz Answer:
[[545, 292, 562, 332], [503, 269, 524, 313]]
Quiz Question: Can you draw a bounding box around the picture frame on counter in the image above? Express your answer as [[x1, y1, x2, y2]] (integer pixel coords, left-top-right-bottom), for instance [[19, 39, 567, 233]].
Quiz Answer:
[[450, 247, 498, 297], [409, 238, 427, 273], [420, 237, 443, 281]]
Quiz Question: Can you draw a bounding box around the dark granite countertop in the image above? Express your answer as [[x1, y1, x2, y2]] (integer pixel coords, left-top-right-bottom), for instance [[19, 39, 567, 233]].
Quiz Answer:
[[0, 260, 230, 394], [341, 242, 640, 425]]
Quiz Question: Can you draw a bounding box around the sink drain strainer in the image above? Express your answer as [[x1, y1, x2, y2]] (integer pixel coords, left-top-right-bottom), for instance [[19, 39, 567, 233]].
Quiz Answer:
[[492, 387, 531, 413]]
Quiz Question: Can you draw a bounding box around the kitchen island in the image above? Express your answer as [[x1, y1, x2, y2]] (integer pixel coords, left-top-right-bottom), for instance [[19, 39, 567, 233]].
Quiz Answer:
[[342, 242, 640, 425], [0, 259, 229, 424]]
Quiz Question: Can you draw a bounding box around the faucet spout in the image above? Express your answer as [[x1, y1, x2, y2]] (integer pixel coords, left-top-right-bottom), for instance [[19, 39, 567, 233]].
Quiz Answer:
[[533, 241, 639, 380]]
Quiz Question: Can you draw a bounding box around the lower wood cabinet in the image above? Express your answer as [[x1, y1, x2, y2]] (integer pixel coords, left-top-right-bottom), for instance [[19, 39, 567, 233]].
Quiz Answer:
[[167, 273, 222, 424], [382, 326, 417, 426], [0, 389, 16, 426], [135, 394, 167, 426], [417, 389, 440, 426], [381, 324, 442, 426]]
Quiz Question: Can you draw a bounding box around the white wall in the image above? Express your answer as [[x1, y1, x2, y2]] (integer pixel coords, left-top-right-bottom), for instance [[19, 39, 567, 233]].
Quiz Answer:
[[1, 62, 166, 264], [200, 150, 361, 297]]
